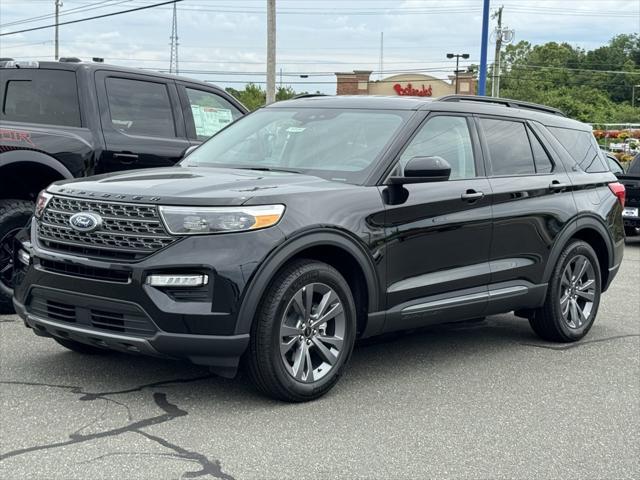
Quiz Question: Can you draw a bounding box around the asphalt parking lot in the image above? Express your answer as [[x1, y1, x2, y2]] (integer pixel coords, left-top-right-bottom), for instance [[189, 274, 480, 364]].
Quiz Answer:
[[1, 240, 638, 480]]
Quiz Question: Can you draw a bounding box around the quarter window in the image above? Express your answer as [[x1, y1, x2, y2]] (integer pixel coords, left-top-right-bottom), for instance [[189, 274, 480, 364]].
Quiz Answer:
[[105, 77, 175, 138], [480, 118, 535, 176], [185, 88, 242, 140], [399, 116, 476, 179], [2, 70, 80, 127], [548, 127, 607, 173]]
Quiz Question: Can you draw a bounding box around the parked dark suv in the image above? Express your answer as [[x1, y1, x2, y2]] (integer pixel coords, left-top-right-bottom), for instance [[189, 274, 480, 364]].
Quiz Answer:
[[13, 95, 625, 401]]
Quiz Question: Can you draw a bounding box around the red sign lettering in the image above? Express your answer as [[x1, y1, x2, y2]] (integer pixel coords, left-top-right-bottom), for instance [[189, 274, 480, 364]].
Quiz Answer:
[[0, 129, 35, 147], [393, 83, 433, 97]]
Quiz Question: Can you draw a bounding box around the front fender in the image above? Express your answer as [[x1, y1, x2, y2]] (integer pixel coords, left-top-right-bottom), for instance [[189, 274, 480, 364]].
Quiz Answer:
[[234, 228, 381, 335]]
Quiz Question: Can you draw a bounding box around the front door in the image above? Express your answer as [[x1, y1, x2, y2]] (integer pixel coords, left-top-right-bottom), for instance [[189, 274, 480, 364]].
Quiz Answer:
[[95, 71, 191, 173], [381, 114, 493, 332]]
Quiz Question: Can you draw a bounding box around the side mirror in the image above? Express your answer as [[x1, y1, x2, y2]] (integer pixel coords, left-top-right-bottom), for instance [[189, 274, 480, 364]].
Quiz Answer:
[[183, 145, 199, 158], [388, 156, 451, 184]]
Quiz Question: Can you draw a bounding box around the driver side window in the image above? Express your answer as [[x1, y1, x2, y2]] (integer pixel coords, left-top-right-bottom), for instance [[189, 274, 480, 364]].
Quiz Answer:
[[398, 116, 476, 180]]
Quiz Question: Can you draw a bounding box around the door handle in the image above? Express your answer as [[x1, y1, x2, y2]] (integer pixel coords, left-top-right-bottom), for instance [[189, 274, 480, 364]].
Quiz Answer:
[[461, 190, 484, 201], [549, 180, 570, 191], [113, 153, 139, 164]]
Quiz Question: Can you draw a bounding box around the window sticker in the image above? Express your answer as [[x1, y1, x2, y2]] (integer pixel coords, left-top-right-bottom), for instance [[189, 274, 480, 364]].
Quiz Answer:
[[286, 126, 306, 133], [191, 105, 233, 137]]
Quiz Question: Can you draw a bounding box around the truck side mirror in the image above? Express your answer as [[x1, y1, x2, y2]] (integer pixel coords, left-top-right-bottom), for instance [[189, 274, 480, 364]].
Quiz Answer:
[[388, 156, 451, 185]]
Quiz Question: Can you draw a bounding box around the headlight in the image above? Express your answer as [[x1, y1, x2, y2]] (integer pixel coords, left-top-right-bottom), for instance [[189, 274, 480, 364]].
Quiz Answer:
[[159, 205, 285, 235], [34, 190, 53, 218]]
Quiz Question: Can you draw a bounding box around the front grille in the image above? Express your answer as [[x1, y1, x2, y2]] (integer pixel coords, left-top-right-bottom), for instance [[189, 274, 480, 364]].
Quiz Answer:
[[39, 259, 131, 283], [28, 291, 156, 337], [37, 196, 176, 260]]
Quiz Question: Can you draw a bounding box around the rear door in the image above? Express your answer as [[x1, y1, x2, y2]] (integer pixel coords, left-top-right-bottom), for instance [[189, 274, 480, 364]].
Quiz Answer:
[[94, 71, 191, 173], [478, 116, 576, 309], [176, 83, 245, 145]]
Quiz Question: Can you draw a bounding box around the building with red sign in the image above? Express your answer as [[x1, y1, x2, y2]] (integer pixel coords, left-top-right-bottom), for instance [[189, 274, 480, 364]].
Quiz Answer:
[[335, 70, 476, 97]]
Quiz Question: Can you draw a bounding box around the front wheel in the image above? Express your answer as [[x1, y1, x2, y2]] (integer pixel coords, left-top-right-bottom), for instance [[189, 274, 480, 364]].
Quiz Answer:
[[0, 199, 34, 314], [529, 240, 601, 342], [247, 259, 357, 402]]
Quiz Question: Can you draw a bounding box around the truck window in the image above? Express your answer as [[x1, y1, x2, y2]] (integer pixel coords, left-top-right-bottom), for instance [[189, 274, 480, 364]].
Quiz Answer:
[[105, 77, 176, 138], [2, 70, 81, 127], [185, 88, 242, 140]]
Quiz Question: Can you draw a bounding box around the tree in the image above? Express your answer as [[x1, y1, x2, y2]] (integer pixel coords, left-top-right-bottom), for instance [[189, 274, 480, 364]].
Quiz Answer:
[[494, 34, 639, 122]]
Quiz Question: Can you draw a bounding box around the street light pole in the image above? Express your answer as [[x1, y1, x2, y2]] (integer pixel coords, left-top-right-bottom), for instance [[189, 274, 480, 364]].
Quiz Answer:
[[447, 53, 470, 95]]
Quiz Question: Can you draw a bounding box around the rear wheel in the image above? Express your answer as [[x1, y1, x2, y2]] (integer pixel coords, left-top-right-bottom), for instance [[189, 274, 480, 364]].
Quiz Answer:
[[53, 337, 112, 355], [0, 199, 34, 314], [247, 259, 357, 402], [529, 240, 601, 342]]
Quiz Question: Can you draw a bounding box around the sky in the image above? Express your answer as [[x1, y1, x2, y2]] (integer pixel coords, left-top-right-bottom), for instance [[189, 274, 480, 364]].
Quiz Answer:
[[0, 0, 639, 94]]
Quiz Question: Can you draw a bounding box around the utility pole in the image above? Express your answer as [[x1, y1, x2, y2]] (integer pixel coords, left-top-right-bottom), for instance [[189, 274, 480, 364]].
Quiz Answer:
[[54, 0, 62, 60], [169, 1, 179, 74], [266, 0, 276, 105], [491, 6, 503, 98]]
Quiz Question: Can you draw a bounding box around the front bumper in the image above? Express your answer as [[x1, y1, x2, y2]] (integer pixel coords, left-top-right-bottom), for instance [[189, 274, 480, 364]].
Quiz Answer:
[[13, 220, 286, 370], [14, 296, 249, 372]]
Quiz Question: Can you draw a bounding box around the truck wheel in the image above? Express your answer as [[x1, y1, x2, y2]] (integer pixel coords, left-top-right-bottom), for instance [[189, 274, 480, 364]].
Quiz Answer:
[[0, 199, 34, 314], [529, 240, 601, 342], [54, 337, 112, 355], [247, 259, 357, 402]]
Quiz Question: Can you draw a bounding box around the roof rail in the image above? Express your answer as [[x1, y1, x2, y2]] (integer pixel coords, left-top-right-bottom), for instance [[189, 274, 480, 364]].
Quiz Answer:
[[292, 93, 327, 99], [437, 95, 566, 117]]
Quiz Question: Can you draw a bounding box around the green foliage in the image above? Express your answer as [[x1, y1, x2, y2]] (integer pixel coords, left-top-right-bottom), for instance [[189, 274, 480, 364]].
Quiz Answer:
[[493, 34, 640, 122], [225, 84, 315, 111]]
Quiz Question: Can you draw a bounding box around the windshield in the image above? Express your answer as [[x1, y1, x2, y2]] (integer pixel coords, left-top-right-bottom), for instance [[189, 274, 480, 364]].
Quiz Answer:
[[181, 107, 410, 184]]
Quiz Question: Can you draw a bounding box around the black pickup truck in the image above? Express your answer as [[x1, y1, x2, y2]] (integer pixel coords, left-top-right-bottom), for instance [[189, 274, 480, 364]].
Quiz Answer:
[[619, 153, 640, 236], [0, 59, 247, 312]]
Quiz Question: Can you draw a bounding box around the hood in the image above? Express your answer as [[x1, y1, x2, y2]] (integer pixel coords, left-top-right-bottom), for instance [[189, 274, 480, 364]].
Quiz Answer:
[[48, 167, 356, 206]]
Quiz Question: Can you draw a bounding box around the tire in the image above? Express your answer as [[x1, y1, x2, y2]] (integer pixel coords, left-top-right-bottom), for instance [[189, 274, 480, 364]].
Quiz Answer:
[[247, 259, 357, 402], [0, 199, 34, 314], [624, 226, 638, 237], [529, 240, 601, 342], [53, 337, 112, 355]]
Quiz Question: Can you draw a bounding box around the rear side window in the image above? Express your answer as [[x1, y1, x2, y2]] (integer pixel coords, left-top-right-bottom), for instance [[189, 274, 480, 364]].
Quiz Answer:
[[2, 70, 80, 127], [105, 77, 175, 138], [548, 126, 607, 173], [628, 155, 640, 175], [480, 118, 535, 175], [528, 128, 554, 173]]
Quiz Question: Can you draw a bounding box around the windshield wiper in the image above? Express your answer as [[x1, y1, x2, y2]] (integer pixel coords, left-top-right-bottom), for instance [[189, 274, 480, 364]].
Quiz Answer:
[[237, 166, 302, 174]]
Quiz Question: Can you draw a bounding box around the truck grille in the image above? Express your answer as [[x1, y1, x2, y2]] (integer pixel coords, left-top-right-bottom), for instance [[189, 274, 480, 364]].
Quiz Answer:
[[37, 196, 176, 260]]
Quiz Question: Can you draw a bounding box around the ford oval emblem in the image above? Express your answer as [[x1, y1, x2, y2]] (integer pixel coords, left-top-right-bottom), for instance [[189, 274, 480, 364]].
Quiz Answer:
[[69, 212, 102, 233]]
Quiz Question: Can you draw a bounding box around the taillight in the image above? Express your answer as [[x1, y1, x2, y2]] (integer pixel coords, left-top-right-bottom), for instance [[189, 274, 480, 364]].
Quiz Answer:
[[608, 182, 626, 207]]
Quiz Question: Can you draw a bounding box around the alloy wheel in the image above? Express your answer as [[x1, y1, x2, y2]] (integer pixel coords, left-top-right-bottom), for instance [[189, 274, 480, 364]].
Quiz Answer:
[[559, 254, 597, 329], [279, 282, 346, 383]]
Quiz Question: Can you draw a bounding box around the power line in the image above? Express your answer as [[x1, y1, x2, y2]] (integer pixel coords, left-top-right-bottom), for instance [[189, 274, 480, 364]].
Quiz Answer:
[[0, 0, 182, 37]]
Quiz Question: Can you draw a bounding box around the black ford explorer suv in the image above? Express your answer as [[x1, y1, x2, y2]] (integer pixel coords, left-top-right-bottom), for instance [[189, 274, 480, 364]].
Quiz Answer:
[[13, 95, 625, 402]]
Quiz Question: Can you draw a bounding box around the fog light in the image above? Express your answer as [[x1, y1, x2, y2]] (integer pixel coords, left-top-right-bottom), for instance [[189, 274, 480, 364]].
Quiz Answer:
[[17, 249, 30, 266], [146, 274, 209, 287]]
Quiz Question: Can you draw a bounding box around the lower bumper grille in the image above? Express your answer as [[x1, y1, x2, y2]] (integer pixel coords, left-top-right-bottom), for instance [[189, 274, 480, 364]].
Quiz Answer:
[[27, 291, 156, 337], [39, 259, 131, 283]]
